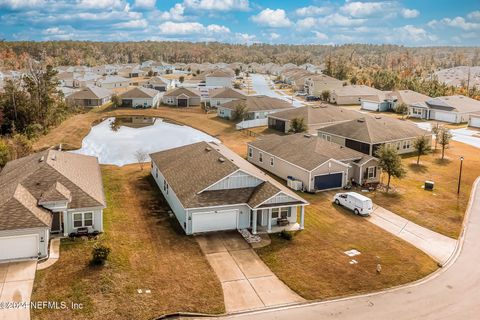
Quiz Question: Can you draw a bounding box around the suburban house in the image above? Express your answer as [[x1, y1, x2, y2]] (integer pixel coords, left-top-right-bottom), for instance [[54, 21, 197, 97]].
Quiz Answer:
[[268, 105, 362, 134], [469, 112, 480, 128], [208, 87, 246, 107], [150, 141, 308, 235], [144, 76, 169, 92], [360, 90, 431, 116], [56, 71, 75, 87], [330, 85, 383, 105], [217, 95, 293, 120], [72, 73, 100, 88], [0, 150, 106, 261], [118, 87, 161, 108], [304, 74, 344, 96], [96, 75, 130, 89], [248, 134, 380, 192], [317, 116, 431, 156], [282, 68, 313, 92], [205, 70, 234, 88], [425, 95, 480, 123], [66, 85, 112, 107], [162, 87, 201, 107]]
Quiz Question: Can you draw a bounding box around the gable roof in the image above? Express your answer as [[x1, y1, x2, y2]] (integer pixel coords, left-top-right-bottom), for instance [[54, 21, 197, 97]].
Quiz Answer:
[[150, 141, 306, 209], [67, 85, 112, 100], [119, 87, 159, 99], [426, 95, 480, 113], [0, 150, 106, 231], [148, 76, 168, 86], [389, 90, 431, 106], [222, 95, 293, 112], [269, 105, 362, 126], [249, 134, 371, 171], [332, 85, 382, 96], [97, 75, 130, 84], [164, 87, 200, 98], [206, 70, 233, 78], [318, 116, 429, 144], [209, 87, 246, 99]]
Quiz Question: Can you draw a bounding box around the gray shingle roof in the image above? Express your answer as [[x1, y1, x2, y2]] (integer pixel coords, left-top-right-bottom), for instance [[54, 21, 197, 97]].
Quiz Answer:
[[222, 95, 293, 112], [269, 105, 362, 126], [164, 87, 200, 98], [209, 87, 246, 99], [67, 85, 112, 99], [119, 87, 159, 99], [426, 95, 480, 113]]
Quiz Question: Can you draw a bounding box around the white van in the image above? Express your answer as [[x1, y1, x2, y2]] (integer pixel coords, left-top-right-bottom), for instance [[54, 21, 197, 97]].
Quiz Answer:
[[333, 192, 373, 216]]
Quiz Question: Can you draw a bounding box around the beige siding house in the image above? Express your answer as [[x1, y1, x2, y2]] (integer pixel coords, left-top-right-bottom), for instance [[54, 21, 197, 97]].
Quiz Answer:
[[66, 85, 112, 107], [248, 134, 380, 192], [119, 87, 161, 108], [304, 74, 344, 96], [218, 95, 293, 120], [208, 87, 246, 107], [162, 87, 201, 107], [330, 85, 383, 105]]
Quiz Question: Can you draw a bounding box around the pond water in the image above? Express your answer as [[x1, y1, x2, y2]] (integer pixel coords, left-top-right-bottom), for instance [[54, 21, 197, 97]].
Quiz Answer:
[[71, 116, 220, 166]]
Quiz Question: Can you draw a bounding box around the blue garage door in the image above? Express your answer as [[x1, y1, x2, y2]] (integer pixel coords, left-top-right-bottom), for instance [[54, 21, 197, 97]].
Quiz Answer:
[[314, 173, 343, 190]]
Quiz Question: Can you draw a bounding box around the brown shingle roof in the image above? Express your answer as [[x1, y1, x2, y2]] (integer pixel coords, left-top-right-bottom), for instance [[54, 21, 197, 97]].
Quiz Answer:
[[164, 87, 200, 98], [318, 116, 429, 144], [222, 95, 293, 112], [67, 85, 112, 100], [249, 134, 369, 171], [269, 105, 362, 126], [209, 87, 246, 99], [119, 87, 159, 99], [0, 150, 106, 231], [150, 142, 306, 209]]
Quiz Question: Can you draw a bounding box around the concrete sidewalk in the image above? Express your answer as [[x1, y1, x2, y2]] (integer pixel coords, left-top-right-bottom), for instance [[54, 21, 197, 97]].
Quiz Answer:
[[368, 205, 457, 265], [196, 231, 304, 313]]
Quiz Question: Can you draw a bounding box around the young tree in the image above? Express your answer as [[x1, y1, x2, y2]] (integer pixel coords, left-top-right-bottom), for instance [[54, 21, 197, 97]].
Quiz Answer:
[[234, 68, 241, 77], [232, 103, 248, 122], [395, 103, 409, 119], [0, 139, 10, 167], [179, 76, 185, 83], [376, 145, 406, 193], [321, 90, 331, 101], [437, 128, 452, 160], [288, 117, 307, 133], [111, 94, 121, 108], [135, 149, 148, 170], [431, 123, 440, 151], [413, 136, 431, 165]]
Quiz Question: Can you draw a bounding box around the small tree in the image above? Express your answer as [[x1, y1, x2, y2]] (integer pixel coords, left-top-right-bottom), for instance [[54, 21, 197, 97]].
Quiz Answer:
[[437, 128, 452, 160], [321, 90, 331, 101], [376, 145, 406, 193], [179, 76, 185, 83], [432, 123, 441, 151], [91, 243, 111, 266], [111, 94, 121, 108], [413, 136, 431, 165], [0, 139, 11, 167], [232, 103, 248, 122], [289, 117, 307, 133], [135, 149, 148, 170], [395, 103, 409, 119], [234, 68, 240, 77]]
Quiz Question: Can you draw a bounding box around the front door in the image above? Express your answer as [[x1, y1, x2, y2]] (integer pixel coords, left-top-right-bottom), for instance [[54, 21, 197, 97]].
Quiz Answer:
[[51, 212, 62, 233]]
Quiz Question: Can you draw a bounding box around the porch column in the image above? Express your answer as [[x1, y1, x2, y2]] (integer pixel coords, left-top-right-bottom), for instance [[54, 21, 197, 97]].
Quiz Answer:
[[267, 208, 272, 232], [62, 211, 68, 237], [300, 206, 305, 230], [252, 210, 257, 235]]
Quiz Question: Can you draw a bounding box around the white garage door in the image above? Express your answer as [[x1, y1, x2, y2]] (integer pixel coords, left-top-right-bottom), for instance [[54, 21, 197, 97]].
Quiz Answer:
[[192, 210, 238, 233], [361, 101, 379, 111], [433, 111, 457, 123], [470, 117, 480, 128], [0, 234, 39, 261]]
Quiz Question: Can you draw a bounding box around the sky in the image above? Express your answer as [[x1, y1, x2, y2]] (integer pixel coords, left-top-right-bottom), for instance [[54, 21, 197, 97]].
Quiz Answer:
[[0, 0, 479, 46]]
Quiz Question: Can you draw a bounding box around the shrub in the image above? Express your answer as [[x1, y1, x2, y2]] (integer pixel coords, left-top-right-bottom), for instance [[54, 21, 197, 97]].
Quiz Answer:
[[280, 230, 293, 241], [91, 243, 111, 266]]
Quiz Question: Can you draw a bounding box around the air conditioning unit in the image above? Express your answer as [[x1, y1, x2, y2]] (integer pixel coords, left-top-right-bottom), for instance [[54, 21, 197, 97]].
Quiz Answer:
[[287, 177, 303, 191]]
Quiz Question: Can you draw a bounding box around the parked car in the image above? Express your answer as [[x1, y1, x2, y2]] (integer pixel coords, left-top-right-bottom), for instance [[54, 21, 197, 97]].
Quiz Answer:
[[295, 92, 307, 96], [333, 192, 373, 216], [306, 95, 320, 101]]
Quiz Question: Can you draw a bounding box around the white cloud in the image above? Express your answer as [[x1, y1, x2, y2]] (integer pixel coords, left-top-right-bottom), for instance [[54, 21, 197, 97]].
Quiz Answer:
[[251, 8, 292, 28], [429, 16, 480, 31], [340, 1, 389, 18], [295, 5, 330, 17], [158, 21, 230, 36], [160, 4, 186, 21], [296, 17, 316, 30], [467, 11, 480, 20], [183, 0, 249, 11], [235, 32, 256, 44], [206, 24, 230, 33], [313, 31, 328, 40], [317, 13, 366, 27], [269, 32, 280, 40], [401, 8, 419, 19], [114, 19, 148, 29], [134, 0, 156, 9], [77, 0, 126, 10], [397, 25, 436, 42], [0, 0, 44, 9]]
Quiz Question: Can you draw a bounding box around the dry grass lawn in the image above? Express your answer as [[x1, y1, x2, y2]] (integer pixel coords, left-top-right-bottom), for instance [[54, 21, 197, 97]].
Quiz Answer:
[[366, 141, 480, 238], [256, 191, 439, 300], [31, 165, 224, 320]]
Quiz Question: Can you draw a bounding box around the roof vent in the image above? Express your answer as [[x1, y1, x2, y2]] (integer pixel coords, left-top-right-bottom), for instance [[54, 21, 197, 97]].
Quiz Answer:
[[218, 157, 226, 163], [357, 119, 365, 123], [39, 156, 45, 162], [51, 154, 56, 161], [303, 134, 311, 138], [205, 146, 212, 152], [375, 116, 382, 119]]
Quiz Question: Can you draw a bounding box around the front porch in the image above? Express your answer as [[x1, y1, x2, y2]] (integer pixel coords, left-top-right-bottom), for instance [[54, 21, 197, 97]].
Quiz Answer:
[[251, 205, 305, 235]]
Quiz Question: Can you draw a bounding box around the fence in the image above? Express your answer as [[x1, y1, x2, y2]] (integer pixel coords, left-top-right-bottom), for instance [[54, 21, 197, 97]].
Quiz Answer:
[[235, 118, 268, 130]]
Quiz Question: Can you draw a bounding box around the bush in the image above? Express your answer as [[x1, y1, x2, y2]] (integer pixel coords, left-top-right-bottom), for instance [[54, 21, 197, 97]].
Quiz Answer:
[[91, 243, 111, 266], [279, 230, 293, 241]]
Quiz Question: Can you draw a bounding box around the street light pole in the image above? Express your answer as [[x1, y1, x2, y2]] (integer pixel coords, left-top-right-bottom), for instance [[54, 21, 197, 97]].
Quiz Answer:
[[457, 156, 464, 195]]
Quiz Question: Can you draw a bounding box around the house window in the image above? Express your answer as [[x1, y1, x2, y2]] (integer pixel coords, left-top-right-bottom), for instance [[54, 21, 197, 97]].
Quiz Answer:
[[73, 212, 93, 228], [271, 208, 279, 218], [259, 152, 263, 163], [396, 142, 401, 151], [248, 147, 253, 158], [367, 166, 377, 179], [403, 140, 410, 150], [270, 157, 274, 166], [271, 207, 288, 219]]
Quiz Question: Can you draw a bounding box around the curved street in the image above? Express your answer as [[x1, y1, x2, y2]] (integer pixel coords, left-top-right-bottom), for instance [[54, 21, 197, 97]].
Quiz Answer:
[[221, 177, 480, 320]]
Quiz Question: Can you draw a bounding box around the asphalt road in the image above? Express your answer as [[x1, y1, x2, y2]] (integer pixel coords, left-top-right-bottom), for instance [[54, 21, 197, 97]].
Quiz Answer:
[[250, 74, 303, 107], [221, 177, 480, 320]]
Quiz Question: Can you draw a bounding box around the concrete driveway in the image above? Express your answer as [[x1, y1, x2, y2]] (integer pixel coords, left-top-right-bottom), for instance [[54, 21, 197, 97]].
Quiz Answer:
[[0, 260, 37, 320], [196, 231, 304, 313]]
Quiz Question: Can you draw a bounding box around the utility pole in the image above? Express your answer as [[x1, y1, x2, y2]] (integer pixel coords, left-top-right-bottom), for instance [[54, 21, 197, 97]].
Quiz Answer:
[[458, 156, 464, 195]]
